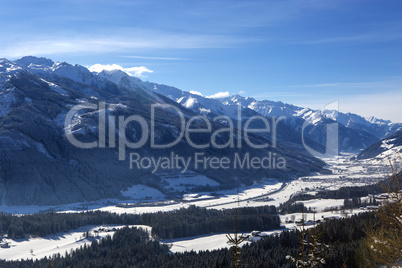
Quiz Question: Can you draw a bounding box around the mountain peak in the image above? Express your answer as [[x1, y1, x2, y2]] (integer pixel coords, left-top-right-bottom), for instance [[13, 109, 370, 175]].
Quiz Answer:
[[97, 69, 143, 88], [16, 56, 54, 68], [365, 116, 391, 125], [0, 58, 24, 79], [229, 94, 256, 104]]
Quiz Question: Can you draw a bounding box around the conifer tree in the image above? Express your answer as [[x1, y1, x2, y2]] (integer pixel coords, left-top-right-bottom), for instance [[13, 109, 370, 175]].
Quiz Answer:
[[286, 210, 330, 267]]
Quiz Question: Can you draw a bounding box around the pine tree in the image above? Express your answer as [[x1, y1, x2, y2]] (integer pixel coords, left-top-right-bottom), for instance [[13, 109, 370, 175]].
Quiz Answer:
[[226, 208, 247, 268], [286, 210, 330, 267]]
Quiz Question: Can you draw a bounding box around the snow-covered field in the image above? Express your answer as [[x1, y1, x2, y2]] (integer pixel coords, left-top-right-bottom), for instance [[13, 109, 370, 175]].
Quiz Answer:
[[165, 233, 232, 253], [164, 209, 367, 253], [0, 225, 149, 261], [93, 154, 389, 213], [297, 199, 344, 212]]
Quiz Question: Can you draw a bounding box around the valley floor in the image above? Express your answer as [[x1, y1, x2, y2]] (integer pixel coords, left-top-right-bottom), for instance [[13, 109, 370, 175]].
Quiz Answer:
[[0, 153, 392, 261]]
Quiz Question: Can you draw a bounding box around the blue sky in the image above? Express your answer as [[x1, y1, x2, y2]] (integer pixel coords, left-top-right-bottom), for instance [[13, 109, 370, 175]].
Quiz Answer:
[[1, 0, 401, 122]]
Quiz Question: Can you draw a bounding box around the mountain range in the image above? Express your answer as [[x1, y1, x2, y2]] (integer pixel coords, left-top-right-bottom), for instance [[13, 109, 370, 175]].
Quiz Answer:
[[0, 56, 399, 206], [96, 69, 401, 153], [0, 56, 331, 206]]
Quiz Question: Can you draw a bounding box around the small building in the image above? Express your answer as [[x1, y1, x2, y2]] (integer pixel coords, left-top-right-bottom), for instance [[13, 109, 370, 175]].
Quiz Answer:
[[0, 242, 10, 248], [251, 231, 261, 237]]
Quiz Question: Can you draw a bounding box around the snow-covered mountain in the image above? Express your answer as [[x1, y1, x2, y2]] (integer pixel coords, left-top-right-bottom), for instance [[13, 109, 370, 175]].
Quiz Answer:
[[96, 69, 399, 146], [96, 68, 402, 153], [96, 69, 260, 120], [221, 95, 401, 140], [358, 131, 402, 160], [219, 95, 401, 152], [0, 56, 326, 206]]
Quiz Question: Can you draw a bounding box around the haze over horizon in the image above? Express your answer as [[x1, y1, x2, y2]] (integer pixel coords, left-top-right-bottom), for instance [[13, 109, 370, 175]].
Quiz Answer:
[[1, 0, 401, 122]]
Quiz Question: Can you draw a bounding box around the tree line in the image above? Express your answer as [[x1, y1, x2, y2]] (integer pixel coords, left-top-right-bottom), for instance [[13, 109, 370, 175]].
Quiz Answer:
[[149, 205, 280, 239], [284, 179, 385, 206], [0, 205, 280, 240], [0, 212, 379, 267]]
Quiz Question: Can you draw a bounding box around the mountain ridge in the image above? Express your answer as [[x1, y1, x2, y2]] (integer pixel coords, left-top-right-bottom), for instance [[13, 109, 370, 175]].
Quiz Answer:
[[358, 130, 402, 160], [96, 68, 391, 153]]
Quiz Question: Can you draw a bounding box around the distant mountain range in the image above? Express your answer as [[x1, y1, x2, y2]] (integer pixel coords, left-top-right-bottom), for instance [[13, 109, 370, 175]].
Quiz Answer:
[[0, 56, 330, 206], [220, 95, 401, 140], [100, 71, 401, 153]]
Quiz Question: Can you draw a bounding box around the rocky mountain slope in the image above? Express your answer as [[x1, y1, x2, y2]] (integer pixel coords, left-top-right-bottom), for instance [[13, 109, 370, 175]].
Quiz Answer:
[[357, 131, 402, 160]]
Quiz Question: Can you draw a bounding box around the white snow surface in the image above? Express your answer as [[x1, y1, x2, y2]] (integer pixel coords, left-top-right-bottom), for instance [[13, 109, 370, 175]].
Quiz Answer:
[[297, 199, 344, 212], [40, 78, 68, 96], [0, 225, 147, 261], [165, 209, 366, 253]]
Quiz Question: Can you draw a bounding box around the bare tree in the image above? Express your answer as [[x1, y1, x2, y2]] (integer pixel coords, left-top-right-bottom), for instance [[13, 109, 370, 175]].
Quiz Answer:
[[226, 208, 247, 268], [363, 158, 402, 266]]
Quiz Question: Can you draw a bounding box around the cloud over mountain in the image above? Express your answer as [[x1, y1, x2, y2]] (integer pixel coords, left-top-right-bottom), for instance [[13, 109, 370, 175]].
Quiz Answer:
[[88, 64, 153, 78]]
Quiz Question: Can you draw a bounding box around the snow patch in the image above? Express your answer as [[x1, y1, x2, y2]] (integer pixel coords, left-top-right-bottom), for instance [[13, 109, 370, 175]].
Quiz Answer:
[[40, 78, 68, 96]]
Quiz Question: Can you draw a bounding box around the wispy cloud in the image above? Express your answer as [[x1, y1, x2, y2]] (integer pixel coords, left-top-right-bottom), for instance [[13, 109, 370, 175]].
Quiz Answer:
[[290, 77, 402, 92], [121, 55, 189, 61], [88, 63, 153, 78], [290, 82, 382, 88], [207, 91, 230, 99], [237, 90, 246, 95], [0, 30, 253, 58], [297, 32, 402, 45], [182, 0, 343, 30], [252, 91, 312, 99], [189, 90, 203, 96]]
